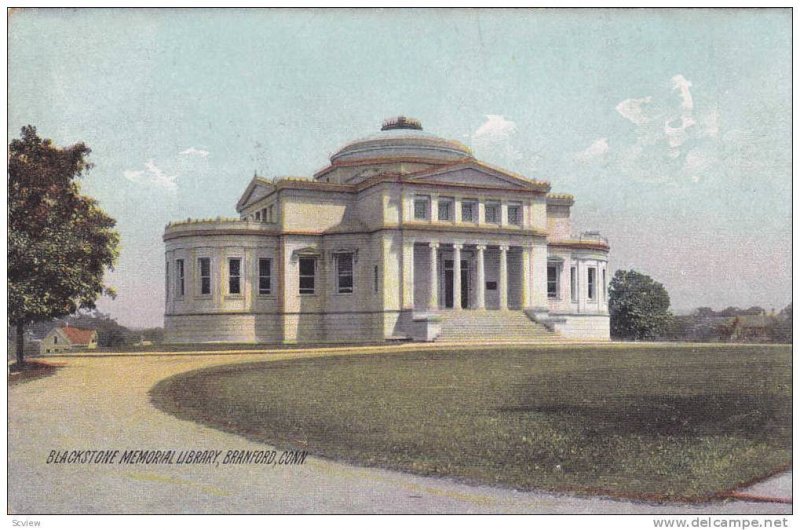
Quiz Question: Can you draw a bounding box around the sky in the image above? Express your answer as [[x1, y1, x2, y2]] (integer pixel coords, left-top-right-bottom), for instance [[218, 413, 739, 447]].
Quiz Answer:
[[8, 8, 792, 328]]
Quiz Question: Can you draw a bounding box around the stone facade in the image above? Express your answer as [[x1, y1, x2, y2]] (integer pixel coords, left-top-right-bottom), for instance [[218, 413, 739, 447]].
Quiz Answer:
[[164, 117, 610, 344]]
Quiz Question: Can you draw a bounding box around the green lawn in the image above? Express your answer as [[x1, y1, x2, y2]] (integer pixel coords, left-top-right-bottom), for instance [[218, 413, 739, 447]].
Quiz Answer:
[[150, 345, 791, 501]]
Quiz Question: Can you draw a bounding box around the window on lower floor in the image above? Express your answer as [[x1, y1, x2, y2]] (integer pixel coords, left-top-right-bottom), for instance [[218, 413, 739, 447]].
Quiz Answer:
[[175, 259, 185, 297], [228, 258, 242, 295], [336, 253, 354, 294], [198, 257, 211, 295], [588, 267, 596, 300], [258, 258, 272, 295], [374, 264, 379, 293], [485, 202, 500, 224], [255, 210, 262, 221], [547, 265, 559, 299], [299, 257, 316, 294], [570, 266, 577, 301]]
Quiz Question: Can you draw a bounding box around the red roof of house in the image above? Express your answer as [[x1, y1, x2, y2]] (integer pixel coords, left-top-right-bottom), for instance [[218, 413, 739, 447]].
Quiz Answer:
[[60, 326, 96, 345]]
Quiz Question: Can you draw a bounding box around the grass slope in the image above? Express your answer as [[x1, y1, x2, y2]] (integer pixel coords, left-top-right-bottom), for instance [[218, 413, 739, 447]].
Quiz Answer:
[[150, 345, 791, 501]]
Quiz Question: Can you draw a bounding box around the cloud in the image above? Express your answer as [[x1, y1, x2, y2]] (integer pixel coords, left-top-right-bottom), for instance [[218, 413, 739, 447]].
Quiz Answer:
[[606, 74, 722, 180], [615, 96, 652, 125], [662, 74, 698, 157], [671, 74, 694, 112], [179, 147, 209, 158], [575, 138, 610, 164], [473, 114, 517, 141], [471, 115, 525, 168], [124, 160, 178, 192]]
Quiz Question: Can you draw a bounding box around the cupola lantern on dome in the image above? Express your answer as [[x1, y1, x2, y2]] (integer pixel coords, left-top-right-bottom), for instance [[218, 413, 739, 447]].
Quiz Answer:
[[381, 116, 423, 131], [329, 116, 470, 165]]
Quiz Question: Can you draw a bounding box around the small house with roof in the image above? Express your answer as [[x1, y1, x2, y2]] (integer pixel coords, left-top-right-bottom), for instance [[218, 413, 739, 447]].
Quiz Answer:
[[40, 325, 98, 354]]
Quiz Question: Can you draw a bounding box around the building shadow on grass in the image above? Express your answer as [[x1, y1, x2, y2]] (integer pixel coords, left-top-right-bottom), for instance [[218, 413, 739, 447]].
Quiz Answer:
[[499, 392, 790, 439]]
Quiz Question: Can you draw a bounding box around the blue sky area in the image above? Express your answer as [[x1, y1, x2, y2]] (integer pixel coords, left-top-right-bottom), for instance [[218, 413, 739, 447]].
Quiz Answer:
[[9, 8, 792, 327]]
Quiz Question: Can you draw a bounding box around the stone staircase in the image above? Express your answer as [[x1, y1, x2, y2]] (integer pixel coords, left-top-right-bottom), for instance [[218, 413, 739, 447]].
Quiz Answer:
[[434, 310, 563, 343]]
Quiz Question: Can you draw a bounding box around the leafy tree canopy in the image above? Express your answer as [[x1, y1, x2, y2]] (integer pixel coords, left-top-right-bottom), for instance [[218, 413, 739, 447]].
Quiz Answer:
[[8, 126, 120, 362], [608, 269, 672, 341]]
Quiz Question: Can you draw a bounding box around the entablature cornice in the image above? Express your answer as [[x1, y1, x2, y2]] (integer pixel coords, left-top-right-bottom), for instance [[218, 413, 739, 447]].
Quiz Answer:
[[548, 240, 610, 252]]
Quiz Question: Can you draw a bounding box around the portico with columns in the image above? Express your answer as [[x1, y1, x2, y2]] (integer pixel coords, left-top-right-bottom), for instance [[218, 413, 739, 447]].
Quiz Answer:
[[406, 240, 537, 312]]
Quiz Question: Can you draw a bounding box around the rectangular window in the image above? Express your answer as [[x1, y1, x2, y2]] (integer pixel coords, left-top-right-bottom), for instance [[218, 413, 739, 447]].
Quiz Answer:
[[438, 197, 453, 221], [299, 257, 316, 294], [588, 267, 596, 300], [602, 269, 607, 301], [258, 258, 272, 295], [547, 265, 559, 299], [373, 264, 379, 293], [228, 258, 242, 295], [336, 253, 354, 294], [485, 202, 500, 224], [508, 204, 522, 226], [461, 200, 477, 222], [570, 266, 577, 302], [255, 210, 262, 222], [261, 208, 267, 222], [175, 259, 185, 297], [198, 257, 211, 295], [414, 195, 430, 220]]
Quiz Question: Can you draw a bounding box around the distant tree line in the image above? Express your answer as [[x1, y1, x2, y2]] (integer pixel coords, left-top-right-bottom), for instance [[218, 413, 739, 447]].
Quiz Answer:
[[663, 303, 792, 344]]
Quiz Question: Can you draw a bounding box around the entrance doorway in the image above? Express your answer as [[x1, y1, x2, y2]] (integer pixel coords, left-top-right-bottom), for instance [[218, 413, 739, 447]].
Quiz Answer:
[[443, 259, 469, 309]]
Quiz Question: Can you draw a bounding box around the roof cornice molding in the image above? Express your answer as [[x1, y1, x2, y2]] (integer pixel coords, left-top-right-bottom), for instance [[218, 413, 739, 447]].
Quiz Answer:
[[546, 193, 575, 206]]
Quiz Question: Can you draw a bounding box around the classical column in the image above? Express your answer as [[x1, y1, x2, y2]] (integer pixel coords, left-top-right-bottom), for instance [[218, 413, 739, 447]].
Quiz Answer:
[[402, 239, 415, 310], [452, 244, 462, 311], [520, 245, 531, 309], [531, 239, 549, 309], [428, 242, 439, 310], [576, 260, 584, 314], [498, 245, 508, 310], [475, 245, 486, 310]]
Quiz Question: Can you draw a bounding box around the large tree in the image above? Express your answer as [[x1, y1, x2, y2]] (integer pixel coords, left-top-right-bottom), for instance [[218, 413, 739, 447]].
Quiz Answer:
[[8, 126, 120, 364], [608, 269, 673, 341]]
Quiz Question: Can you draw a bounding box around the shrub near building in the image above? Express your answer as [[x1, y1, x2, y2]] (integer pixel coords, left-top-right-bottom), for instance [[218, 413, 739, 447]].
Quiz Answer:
[[608, 269, 672, 341]]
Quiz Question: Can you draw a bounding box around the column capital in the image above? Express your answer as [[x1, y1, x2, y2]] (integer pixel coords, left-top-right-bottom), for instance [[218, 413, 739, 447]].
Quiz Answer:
[[499, 244, 510, 252], [452, 243, 464, 250], [475, 244, 486, 251], [428, 242, 440, 249]]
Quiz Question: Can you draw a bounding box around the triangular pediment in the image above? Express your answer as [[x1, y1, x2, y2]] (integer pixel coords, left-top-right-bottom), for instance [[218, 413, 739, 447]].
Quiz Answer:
[[405, 161, 549, 192], [236, 177, 275, 212]]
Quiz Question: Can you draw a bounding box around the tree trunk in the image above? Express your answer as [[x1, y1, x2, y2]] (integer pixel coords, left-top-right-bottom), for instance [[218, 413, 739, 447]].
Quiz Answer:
[[16, 322, 25, 365]]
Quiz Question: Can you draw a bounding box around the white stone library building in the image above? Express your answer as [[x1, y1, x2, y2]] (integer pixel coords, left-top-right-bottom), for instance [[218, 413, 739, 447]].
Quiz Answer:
[[163, 117, 610, 344]]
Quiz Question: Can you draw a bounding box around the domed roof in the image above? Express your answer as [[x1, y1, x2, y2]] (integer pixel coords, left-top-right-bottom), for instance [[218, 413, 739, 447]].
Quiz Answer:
[[330, 117, 472, 164]]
